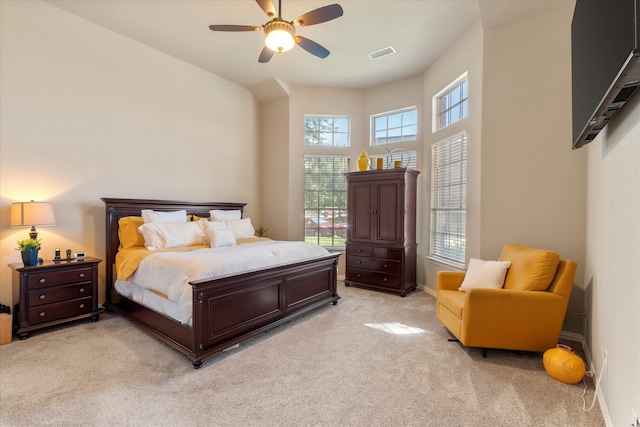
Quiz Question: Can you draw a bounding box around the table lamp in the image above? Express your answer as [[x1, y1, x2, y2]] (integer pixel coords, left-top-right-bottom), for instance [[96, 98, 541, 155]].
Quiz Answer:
[[10, 201, 56, 240]]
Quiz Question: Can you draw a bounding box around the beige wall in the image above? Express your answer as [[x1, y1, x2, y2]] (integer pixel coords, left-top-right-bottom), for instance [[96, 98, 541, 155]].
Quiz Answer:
[[0, 1, 260, 305], [585, 92, 640, 427], [480, 4, 587, 334], [422, 21, 485, 290]]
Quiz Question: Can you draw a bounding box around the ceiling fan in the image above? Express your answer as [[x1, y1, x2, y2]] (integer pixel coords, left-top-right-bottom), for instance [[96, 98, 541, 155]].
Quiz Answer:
[[209, 0, 343, 63]]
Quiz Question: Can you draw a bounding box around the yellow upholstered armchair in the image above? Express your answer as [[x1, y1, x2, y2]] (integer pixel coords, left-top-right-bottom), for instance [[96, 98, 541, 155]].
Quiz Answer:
[[436, 244, 577, 354]]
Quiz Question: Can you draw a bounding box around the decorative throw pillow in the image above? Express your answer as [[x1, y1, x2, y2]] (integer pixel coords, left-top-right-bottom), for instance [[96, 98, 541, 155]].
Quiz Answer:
[[206, 228, 236, 248], [499, 244, 560, 291], [141, 209, 187, 223], [458, 258, 512, 291], [138, 221, 203, 250], [210, 209, 242, 221], [225, 218, 255, 240], [200, 218, 227, 232], [118, 216, 145, 249]]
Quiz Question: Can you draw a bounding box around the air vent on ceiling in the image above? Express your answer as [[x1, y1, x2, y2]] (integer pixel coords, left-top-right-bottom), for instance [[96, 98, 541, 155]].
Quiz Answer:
[[367, 46, 396, 60]]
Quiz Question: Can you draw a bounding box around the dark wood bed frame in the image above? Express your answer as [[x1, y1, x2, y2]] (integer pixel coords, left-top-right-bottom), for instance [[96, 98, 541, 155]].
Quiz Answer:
[[102, 198, 340, 368]]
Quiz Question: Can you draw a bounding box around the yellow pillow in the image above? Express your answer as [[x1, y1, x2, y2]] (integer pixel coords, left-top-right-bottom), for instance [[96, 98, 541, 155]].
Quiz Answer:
[[499, 244, 560, 291], [118, 216, 145, 249]]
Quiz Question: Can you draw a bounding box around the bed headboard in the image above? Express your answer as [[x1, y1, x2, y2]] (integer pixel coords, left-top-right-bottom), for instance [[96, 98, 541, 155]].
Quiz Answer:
[[101, 198, 247, 291]]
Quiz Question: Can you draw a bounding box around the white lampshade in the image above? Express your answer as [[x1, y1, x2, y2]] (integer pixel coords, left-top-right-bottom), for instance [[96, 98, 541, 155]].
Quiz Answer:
[[264, 20, 295, 53], [11, 201, 56, 239]]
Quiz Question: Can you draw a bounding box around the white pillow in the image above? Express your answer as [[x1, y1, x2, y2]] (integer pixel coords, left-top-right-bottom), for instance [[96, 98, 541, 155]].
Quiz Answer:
[[210, 209, 242, 221], [138, 221, 203, 250], [206, 228, 236, 248], [141, 209, 187, 223], [225, 218, 255, 239], [200, 218, 227, 232], [458, 258, 512, 291]]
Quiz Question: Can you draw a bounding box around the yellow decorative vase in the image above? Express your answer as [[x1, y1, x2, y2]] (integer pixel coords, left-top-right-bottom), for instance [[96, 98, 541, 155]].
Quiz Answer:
[[543, 344, 586, 384], [357, 150, 369, 171]]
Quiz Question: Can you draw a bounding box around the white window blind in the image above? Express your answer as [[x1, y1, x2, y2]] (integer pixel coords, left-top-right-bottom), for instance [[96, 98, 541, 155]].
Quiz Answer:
[[430, 132, 467, 264]]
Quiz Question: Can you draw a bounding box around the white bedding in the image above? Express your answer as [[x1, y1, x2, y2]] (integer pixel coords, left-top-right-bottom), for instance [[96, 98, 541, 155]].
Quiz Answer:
[[114, 240, 330, 325]]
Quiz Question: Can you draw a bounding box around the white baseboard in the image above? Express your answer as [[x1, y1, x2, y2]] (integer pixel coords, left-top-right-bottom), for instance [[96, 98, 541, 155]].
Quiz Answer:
[[558, 331, 612, 427]]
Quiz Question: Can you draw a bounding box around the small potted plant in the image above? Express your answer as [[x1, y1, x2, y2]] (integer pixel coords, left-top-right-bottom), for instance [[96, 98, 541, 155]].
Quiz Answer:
[[16, 238, 42, 266], [254, 225, 269, 238]]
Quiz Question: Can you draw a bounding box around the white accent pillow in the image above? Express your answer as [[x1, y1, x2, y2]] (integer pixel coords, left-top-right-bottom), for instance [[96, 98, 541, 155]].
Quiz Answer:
[[141, 209, 187, 223], [206, 228, 236, 248], [210, 209, 242, 221], [225, 218, 255, 239], [200, 218, 227, 232], [138, 221, 203, 250], [458, 258, 512, 291]]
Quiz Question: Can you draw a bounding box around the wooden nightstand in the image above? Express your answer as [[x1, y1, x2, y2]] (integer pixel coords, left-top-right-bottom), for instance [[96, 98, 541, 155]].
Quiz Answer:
[[10, 257, 102, 339]]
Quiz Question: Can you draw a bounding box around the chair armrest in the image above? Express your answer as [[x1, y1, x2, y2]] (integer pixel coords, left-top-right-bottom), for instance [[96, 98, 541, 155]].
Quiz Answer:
[[437, 271, 466, 292]]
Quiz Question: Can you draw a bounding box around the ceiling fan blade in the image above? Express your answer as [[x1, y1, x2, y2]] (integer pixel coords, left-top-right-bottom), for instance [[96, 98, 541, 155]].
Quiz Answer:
[[258, 47, 275, 63], [256, 0, 277, 18], [295, 36, 330, 59], [293, 4, 343, 27], [209, 24, 260, 32]]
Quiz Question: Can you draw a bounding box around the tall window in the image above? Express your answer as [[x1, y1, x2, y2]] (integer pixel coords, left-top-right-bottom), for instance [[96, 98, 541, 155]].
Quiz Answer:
[[304, 115, 349, 146], [371, 107, 417, 145], [434, 73, 468, 131], [430, 132, 467, 265], [304, 156, 349, 248]]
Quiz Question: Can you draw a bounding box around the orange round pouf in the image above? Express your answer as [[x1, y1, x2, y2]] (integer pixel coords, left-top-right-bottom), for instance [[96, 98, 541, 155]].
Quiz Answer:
[[543, 344, 586, 384]]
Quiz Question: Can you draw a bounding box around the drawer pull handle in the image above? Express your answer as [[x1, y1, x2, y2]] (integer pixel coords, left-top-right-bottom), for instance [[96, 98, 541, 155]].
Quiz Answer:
[[79, 304, 85, 309], [39, 294, 46, 300], [357, 274, 361, 278], [39, 278, 46, 284], [79, 273, 85, 278], [358, 261, 362, 264], [384, 264, 388, 268], [383, 278, 388, 282], [39, 312, 45, 317], [80, 288, 85, 293]]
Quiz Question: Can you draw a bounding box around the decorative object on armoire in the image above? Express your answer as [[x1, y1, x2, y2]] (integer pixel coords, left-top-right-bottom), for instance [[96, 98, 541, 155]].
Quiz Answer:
[[10, 201, 56, 240], [344, 168, 420, 296], [16, 238, 41, 266], [543, 344, 586, 384], [357, 150, 369, 171], [208, 0, 343, 63]]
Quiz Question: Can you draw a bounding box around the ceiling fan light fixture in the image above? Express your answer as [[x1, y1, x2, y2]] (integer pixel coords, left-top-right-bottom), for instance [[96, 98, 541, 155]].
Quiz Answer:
[[264, 20, 295, 52]]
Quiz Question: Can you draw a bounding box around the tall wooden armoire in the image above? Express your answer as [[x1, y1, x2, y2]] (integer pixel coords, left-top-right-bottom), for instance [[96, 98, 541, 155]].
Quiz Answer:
[[344, 168, 420, 296]]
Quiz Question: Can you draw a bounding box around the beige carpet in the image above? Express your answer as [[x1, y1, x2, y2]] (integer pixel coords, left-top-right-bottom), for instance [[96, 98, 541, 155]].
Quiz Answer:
[[0, 283, 604, 426]]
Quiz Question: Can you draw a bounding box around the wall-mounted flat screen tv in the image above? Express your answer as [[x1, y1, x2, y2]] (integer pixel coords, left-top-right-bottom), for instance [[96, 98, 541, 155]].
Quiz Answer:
[[572, 0, 640, 149]]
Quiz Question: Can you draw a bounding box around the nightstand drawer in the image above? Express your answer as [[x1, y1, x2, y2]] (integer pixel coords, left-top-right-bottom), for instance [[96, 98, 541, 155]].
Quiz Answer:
[[29, 297, 93, 325], [29, 283, 92, 307], [27, 267, 92, 289]]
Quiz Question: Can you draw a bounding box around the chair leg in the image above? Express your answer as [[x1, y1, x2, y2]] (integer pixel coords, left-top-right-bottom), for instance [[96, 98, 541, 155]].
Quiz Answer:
[[447, 338, 460, 342]]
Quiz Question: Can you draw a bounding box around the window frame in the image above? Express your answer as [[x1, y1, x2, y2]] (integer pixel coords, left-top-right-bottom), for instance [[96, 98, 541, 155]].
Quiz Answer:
[[304, 115, 350, 147], [303, 155, 349, 249], [432, 72, 468, 132], [429, 131, 468, 267], [370, 106, 418, 146]]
